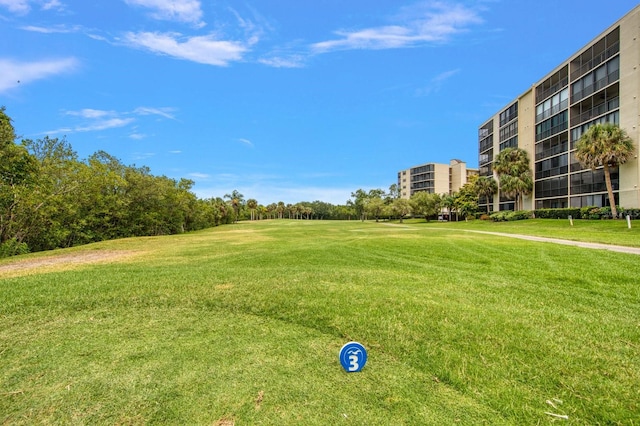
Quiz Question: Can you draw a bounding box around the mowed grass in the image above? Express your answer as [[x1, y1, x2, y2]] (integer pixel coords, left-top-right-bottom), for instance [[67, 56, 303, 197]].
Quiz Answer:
[[1, 220, 639, 425]]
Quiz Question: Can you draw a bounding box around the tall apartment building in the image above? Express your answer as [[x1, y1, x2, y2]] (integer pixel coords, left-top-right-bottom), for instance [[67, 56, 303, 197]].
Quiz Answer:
[[479, 4, 640, 212], [398, 159, 477, 199]]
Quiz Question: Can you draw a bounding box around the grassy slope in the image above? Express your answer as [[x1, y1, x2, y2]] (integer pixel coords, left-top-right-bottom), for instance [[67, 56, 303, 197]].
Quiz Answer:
[[1, 220, 639, 424]]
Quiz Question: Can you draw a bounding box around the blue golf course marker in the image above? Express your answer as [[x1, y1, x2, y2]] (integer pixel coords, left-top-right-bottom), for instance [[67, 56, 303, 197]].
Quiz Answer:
[[339, 342, 367, 372]]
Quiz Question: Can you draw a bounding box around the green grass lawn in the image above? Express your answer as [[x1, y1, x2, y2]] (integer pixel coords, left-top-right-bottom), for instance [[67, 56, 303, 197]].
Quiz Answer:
[[1, 220, 639, 424]]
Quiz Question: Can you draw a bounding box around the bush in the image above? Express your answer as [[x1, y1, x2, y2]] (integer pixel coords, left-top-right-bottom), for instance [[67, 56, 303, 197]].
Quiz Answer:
[[490, 210, 532, 222], [0, 238, 30, 258], [619, 208, 640, 220], [534, 208, 581, 219]]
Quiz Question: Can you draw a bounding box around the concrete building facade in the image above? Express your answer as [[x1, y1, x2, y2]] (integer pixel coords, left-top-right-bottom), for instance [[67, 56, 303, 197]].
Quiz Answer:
[[398, 159, 478, 200], [479, 4, 640, 212]]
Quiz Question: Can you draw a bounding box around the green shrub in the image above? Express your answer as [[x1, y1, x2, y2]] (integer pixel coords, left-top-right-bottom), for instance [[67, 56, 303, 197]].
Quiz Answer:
[[0, 238, 30, 258], [490, 210, 532, 222], [534, 208, 581, 219], [619, 208, 640, 219]]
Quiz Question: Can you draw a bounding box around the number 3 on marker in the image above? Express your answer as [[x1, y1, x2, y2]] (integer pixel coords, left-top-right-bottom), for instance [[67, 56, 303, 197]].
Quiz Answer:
[[339, 342, 367, 373], [348, 354, 359, 371]]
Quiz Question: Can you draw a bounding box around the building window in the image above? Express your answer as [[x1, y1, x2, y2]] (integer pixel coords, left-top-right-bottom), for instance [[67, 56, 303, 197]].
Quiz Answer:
[[570, 111, 619, 147], [536, 110, 568, 141], [535, 154, 568, 179], [499, 136, 518, 151], [536, 88, 568, 123], [535, 176, 569, 198], [499, 102, 518, 127], [570, 168, 618, 195], [536, 134, 568, 161]]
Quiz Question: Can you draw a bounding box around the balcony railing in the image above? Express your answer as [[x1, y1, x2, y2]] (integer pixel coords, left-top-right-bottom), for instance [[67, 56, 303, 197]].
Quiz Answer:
[[536, 77, 569, 105], [570, 97, 619, 127], [570, 41, 619, 81], [571, 70, 619, 104]]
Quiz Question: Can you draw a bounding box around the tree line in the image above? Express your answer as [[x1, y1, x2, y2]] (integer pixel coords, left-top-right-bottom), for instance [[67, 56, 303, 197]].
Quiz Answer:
[[0, 108, 361, 257]]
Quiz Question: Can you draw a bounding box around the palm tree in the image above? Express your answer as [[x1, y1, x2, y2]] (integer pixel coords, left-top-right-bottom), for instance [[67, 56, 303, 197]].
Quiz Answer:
[[224, 190, 244, 222], [246, 198, 258, 221], [493, 148, 533, 211], [474, 176, 498, 213], [441, 194, 456, 221], [575, 123, 635, 218]]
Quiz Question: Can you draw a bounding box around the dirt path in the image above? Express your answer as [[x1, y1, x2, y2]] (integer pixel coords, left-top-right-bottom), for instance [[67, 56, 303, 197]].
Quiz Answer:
[[0, 250, 137, 277]]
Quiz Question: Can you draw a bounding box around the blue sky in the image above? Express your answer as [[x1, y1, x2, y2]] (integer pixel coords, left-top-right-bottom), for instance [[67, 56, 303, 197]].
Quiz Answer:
[[2, 0, 639, 205]]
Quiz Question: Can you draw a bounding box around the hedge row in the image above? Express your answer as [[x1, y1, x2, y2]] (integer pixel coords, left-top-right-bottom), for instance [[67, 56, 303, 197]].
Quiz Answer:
[[487, 207, 640, 221]]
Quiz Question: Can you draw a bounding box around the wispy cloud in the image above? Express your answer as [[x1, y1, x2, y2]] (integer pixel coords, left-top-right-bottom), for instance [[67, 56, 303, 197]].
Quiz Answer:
[[0, 0, 64, 14], [123, 31, 248, 66], [134, 106, 177, 120], [311, 1, 483, 53], [188, 172, 211, 179], [129, 132, 148, 140], [66, 108, 115, 119], [237, 138, 254, 147], [0, 0, 29, 14], [124, 0, 204, 27], [415, 68, 461, 96], [258, 54, 305, 69], [20, 24, 80, 33], [44, 106, 176, 135], [0, 57, 78, 93]]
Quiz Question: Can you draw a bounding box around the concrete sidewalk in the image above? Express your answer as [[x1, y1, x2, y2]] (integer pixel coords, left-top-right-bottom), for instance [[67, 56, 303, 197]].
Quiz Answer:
[[462, 230, 640, 255]]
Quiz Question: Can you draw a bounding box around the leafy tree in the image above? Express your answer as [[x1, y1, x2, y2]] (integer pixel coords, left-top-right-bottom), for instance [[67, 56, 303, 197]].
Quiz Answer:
[[365, 196, 385, 222], [454, 182, 479, 219], [0, 108, 38, 246], [474, 176, 498, 213], [410, 191, 441, 222], [387, 183, 401, 202], [350, 189, 369, 221], [390, 197, 411, 222], [575, 123, 635, 218], [493, 147, 533, 211]]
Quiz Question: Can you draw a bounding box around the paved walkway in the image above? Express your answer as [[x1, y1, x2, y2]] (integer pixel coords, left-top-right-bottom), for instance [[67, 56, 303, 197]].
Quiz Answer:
[[460, 229, 640, 255]]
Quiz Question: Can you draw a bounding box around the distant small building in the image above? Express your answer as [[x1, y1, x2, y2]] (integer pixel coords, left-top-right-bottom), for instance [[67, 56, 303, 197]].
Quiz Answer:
[[397, 159, 478, 199]]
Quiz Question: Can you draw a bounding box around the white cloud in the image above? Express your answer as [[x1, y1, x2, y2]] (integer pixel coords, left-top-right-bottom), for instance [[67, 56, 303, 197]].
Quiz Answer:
[[259, 55, 306, 69], [237, 138, 254, 147], [0, 0, 30, 14], [20, 24, 79, 33], [73, 117, 135, 132], [189, 172, 211, 179], [0, 57, 78, 93], [46, 106, 176, 136], [129, 132, 147, 140], [40, 0, 62, 11], [134, 106, 177, 120], [65, 108, 114, 119], [124, 0, 204, 27], [311, 1, 483, 53], [123, 31, 248, 66], [0, 0, 64, 14]]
